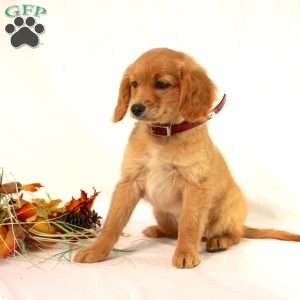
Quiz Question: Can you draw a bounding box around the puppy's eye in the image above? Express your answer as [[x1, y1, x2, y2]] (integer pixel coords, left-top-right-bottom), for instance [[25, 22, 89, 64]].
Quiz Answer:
[[131, 81, 138, 88], [155, 81, 171, 89]]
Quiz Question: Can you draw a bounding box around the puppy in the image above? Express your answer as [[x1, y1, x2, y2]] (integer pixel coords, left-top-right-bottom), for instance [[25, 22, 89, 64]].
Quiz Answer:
[[74, 48, 300, 268]]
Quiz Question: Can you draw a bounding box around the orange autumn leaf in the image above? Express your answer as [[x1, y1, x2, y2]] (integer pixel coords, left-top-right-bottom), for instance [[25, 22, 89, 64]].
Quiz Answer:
[[0, 225, 9, 257], [0, 225, 24, 258], [64, 188, 100, 212], [22, 183, 43, 193], [0, 229, 14, 257], [0, 225, 8, 241]]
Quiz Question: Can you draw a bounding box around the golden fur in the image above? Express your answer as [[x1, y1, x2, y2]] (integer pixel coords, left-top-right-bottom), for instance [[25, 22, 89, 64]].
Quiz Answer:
[[74, 48, 300, 268]]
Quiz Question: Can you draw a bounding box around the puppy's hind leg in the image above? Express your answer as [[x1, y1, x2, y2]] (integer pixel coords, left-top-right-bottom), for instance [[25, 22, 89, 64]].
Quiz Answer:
[[206, 186, 247, 253], [143, 209, 178, 239]]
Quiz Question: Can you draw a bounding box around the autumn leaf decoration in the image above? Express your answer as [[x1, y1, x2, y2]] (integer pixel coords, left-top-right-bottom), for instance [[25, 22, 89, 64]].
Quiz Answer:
[[0, 181, 102, 258], [65, 188, 100, 212], [22, 183, 44, 193]]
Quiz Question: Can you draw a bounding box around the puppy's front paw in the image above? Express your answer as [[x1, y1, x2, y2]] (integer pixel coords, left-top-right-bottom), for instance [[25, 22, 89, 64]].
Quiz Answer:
[[172, 248, 201, 269], [73, 245, 109, 263]]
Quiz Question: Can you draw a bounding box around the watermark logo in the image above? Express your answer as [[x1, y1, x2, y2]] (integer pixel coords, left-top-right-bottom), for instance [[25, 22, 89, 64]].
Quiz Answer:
[[4, 5, 46, 48]]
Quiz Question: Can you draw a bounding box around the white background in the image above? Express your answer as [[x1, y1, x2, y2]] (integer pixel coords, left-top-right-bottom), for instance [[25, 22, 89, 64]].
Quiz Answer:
[[1, 0, 300, 228], [1, 1, 300, 300]]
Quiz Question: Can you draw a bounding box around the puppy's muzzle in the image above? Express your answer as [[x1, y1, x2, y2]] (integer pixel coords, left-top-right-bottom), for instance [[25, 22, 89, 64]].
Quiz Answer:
[[131, 103, 146, 117]]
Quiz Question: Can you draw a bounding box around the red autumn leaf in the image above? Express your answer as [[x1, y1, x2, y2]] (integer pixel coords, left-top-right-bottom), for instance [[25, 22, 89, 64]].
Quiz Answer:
[[22, 183, 43, 193], [15, 202, 37, 221]]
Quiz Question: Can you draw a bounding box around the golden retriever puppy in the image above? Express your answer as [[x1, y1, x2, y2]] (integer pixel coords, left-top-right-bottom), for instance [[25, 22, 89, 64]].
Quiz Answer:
[[74, 48, 300, 268]]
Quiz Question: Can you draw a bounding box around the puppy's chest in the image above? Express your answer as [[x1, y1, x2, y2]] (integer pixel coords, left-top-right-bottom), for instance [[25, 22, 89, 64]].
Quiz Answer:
[[142, 147, 182, 215]]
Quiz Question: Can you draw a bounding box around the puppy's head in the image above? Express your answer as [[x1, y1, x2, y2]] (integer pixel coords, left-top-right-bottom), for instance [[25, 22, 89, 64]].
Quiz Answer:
[[113, 48, 216, 124]]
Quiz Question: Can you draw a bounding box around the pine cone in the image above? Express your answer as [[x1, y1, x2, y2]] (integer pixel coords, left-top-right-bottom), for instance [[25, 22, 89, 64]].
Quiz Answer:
[[60, 208, 102, 230]]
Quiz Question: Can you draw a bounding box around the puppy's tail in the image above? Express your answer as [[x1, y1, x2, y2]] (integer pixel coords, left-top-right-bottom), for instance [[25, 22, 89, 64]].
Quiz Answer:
[[243, 226, 300, 242]]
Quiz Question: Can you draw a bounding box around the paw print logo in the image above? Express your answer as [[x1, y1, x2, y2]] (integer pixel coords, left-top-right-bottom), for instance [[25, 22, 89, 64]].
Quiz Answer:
[[5, 16, 45, 48]]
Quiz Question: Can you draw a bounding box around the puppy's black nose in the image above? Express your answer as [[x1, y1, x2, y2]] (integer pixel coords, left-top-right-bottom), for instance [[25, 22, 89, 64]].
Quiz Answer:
[[131, 103, 145, 117]]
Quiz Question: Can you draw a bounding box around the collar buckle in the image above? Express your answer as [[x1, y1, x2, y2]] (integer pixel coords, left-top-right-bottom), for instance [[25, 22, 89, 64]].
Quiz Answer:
[[151, 124, 172, 136]]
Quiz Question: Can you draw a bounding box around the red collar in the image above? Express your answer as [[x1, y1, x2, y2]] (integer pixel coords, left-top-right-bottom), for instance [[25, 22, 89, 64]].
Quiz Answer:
[[149, 94, 227, 137]]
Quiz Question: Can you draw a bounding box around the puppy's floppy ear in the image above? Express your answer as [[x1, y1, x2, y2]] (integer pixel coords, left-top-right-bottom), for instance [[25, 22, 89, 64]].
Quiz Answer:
[[113, 68, 131, 122], [179, 63, 216, 122]]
